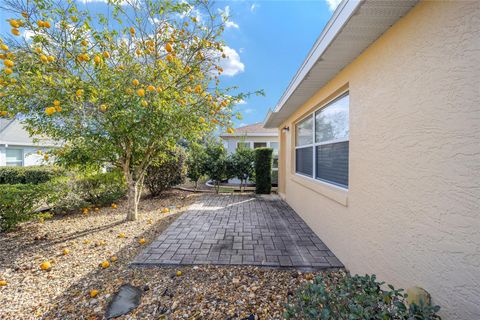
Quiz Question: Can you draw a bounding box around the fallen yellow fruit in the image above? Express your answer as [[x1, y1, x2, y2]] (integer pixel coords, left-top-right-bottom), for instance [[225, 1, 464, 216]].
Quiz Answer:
[[161, 208, 170, 214], [118, 233, 125, 238], [176, 271, 182, 277], [111, 203, 117, 209], [0, 280, 7, 286], [63, 248, 70, 255], [101, 260, 110, 269], [90, 289, 99, 298], [137, 88, 145, 97], [94, 207, 100, 212], [40, 261, 51, 271], [138, 238, 146, 245], [110, 256, 118, 262], [3, 59, 14, 68], [147, 218, 153, 224]]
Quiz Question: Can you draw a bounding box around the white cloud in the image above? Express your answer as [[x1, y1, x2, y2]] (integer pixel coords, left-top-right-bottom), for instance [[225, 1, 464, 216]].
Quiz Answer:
[[325, 0, 342, 11], [237, 99, 247, 105], [250, 4, 259, 13], [218, 6, 239, 29], [219, 46, 245, 76]]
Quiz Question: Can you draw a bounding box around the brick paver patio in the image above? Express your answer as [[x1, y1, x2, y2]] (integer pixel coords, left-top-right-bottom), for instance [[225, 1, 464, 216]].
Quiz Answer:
[[132, 194, 343, 270]]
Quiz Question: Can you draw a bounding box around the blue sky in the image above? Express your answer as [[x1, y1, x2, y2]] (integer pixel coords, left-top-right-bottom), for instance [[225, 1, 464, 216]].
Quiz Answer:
[[214, 0, 338, 127], [0, 0, 340, 127]]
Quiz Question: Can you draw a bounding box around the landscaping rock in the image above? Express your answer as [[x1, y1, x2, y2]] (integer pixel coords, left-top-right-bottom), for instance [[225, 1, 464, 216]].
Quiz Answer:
[[105, 284, 143, 319]]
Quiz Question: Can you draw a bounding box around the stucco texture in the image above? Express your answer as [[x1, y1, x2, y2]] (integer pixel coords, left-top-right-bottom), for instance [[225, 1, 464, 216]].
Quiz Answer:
[[278, 1, 480, 319]]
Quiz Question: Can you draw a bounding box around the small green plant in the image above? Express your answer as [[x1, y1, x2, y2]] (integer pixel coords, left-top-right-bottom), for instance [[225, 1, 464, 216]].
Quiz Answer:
[[255, 148, 273, 194], [228, 147, 255, 191], [0, 166, 64, 184], [0, 184, 47, 231], [186, 143, 207, 191], [202, 141, 228, 193], [145, 148, 186, 196], [285, 273, 442, 320]]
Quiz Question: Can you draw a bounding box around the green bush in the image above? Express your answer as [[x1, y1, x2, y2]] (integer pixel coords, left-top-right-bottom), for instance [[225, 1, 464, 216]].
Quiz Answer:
[[255, 147, 273, 194], [0, 166, 64, 184], [186, 143, 207, 191], [49, 170, 126, 213], [228, 147, 255, 191], [145, 148, 186, 196], [0, 184, 47, 231], [202, 141, 228, 193], [285, 273, 442, 320]]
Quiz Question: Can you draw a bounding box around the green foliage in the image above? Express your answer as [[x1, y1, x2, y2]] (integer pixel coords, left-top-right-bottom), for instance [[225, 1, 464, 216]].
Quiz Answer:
[[0, 166, 64, 184], [202, 141, 228, 193], [228, 147, 255, 190], [49, 170, 126, 213], [255, 148, 272, 194], [0, 183, 47, 231], [145, 148, 186, 196], [285, 273, 442, 320], [186, 142, 207, 190]]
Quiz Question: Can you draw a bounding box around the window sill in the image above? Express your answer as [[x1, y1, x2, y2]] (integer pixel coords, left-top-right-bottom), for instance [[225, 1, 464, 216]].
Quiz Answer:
[[291, 174, 348, 206]]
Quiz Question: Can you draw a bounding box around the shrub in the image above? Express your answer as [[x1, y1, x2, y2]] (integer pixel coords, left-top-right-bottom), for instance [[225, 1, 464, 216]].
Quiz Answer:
[[228, 147, 255, 191], [285, 273, 442, 320], [255, 148, 273, 194], [202, 141, 228, 193], [145, 148, 186, 196], [0, 166, 64, 184], [49, 170, 126, 213], [0, 184, 47, 231], [186, 143, 207, 191]]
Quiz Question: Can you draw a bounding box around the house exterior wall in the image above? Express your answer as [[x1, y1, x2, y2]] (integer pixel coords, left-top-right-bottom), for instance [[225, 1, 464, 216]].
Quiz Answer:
[[221, 136, 278, 154], [0, 145, 51, 166], [278, 1, 480, 319]]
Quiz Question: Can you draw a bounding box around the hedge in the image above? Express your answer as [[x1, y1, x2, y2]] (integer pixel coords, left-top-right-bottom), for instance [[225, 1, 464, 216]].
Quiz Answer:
[[0, 184, 47, 232], [255, 147, 273, 194], [0, 166, 64, 184]]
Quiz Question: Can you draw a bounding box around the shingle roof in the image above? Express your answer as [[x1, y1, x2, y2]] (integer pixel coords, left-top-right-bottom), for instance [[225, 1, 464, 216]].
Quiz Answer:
[[220, 122, 278, 137]]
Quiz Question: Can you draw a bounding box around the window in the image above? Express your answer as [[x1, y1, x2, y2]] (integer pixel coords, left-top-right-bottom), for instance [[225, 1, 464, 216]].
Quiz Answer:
[[237, 142, 251, 150], [270, 142, 279, 156], [295, 93, 349, 188], [253, 142, 267, 149], [6, 148, 24, 167]]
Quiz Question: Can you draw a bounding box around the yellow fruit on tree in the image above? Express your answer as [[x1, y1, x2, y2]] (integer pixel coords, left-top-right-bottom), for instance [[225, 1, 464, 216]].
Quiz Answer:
[[9, 19, 19, 28], [137, 88, 145, 97], [81, 40, 88, 46], [129, 27, 135, 35], [45, 107, 55, 115], [76, 89, 84, 97], [71, 16, 79, 23], [147, 85, 155, 92], [44, 21, 51, 28], [199, 117, 205, 123], [63, 248, 70, 255], [11, 28, 20, 36], [110, 256, 118, 262], [132, 79, 140, 86], [3, 59, 14, 68], [40, 261, 51, 271], [138, 238, 146, 245], [156, 86, 162, 93], [22, 11, 28, 18], [37, 20, 45, 27], [40, 54, 48, 63], [141, 100, 148, 107], [103, 51, 110, 59], [101, 261, 110, 269], [227, 128, 234, 134], [166, 54, 173, 62], [47, 56, 55, 62], [0, 280, 7, 286], [90, 289, 99, 298], [94, 55, 101, 64], [55, 106, 62, 112], [35, 47, 42, 54], [99, 104, 107, 112], [1, 44, 9, 51], [53, 100, 60, 106], [165, 43, 173, 53]]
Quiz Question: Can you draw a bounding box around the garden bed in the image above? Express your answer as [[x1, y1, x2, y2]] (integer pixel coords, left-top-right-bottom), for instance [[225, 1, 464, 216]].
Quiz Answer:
[[0, 189, 341, 319]]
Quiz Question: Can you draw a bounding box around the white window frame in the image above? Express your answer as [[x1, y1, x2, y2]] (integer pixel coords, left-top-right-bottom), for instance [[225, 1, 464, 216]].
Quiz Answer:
[[236, 141, 279, 172], [5, 147, 25, 167], [294, 92, 349, 190]]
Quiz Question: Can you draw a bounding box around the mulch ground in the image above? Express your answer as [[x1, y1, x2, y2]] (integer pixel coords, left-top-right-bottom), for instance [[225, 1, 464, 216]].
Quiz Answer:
[[0, 190, 343, 320]]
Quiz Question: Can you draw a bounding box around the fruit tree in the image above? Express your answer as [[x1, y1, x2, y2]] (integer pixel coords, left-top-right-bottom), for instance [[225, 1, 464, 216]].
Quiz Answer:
[[0, 0, 256, 220]]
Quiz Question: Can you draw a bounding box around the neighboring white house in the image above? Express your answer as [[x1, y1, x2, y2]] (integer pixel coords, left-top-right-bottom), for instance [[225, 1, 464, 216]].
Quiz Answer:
[[0, 119, 57, 167], [220, 122, 279, 184]]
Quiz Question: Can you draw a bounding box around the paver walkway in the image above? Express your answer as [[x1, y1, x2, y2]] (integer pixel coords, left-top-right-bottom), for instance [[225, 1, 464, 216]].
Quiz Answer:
[[133, 194, 343, 270]]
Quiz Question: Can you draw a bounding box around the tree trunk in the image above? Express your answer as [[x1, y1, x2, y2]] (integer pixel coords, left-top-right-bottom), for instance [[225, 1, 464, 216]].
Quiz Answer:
[[194, 180, 198, 192], [125, 171, 143, 221]]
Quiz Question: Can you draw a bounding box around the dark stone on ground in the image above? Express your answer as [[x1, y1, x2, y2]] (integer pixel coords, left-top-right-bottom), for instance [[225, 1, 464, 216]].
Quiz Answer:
[[105, 284, 143, 319]]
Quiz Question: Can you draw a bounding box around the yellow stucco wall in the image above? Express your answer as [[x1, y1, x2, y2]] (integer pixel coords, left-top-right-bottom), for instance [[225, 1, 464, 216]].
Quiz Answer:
[[278, 1, 480, 319]]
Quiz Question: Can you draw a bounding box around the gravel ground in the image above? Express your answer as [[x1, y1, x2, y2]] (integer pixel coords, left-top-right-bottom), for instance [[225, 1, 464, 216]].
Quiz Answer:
[[0, 190, 343, 319]]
